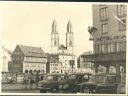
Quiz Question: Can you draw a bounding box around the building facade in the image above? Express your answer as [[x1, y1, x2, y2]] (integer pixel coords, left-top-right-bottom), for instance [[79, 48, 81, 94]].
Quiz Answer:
[[78, 51, 94, 73], [50, 54, 77, 74], [2, 46, 12, 72], [11, 45, 47, 73], [88, 5, 126, 75]]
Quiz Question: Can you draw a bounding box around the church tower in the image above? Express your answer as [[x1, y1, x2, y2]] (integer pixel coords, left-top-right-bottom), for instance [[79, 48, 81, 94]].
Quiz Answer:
[[51, 19, 59, 54], [66, 20, 74, 54]]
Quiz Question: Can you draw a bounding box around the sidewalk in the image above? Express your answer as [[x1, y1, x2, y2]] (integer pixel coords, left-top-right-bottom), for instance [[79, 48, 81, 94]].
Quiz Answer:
[[2, 83, 37, 91]]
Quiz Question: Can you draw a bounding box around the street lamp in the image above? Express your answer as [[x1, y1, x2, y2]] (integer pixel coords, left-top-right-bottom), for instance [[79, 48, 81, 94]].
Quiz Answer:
[[88, 26, 97, 41]]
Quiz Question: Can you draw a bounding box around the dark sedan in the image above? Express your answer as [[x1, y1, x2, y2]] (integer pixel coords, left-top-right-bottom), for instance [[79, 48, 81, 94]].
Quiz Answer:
[[37, 74, 68, 93], [78, 73, 120, 94]]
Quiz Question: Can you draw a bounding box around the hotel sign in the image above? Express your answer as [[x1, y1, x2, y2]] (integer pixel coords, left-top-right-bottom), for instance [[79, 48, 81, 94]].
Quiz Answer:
[[96, 35, 126, 42]]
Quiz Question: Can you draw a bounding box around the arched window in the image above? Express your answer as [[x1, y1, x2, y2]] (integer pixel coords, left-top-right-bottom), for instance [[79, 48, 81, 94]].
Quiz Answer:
[[69, 41, 72, 46]]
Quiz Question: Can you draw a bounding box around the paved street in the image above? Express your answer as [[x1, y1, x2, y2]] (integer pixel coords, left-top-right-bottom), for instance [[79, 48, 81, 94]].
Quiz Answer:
[[1, 83, 40, 93]]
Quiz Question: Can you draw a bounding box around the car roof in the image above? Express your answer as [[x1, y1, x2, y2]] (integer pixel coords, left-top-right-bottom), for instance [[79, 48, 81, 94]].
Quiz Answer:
[[93, 73, 117, 76], [69, 73, 92, 75], [45, 73, 67, 76]]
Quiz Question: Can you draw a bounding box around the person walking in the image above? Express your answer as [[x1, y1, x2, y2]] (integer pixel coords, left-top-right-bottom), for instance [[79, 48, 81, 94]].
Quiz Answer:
[[34, 71, 39, 88], [23, 70, 29, 89], [28, 71, 34, 89]]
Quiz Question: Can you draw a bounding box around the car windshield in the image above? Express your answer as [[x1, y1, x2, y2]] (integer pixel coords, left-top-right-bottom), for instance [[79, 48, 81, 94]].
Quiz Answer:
[[89, 75, 116, 84], [44, 75, 67, 81], [68, 75, 77, 80], [46, 75, 54, 80], [89, 75, 107, 84], [107, 76, 116, 84]]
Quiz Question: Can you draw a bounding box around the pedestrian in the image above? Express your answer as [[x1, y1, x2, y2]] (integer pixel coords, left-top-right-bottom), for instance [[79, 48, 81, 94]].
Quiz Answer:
[[23, 70, 29, 89], [34, 71, 39, 88], [31, 73, 35, 89], [28, 71, 34, 89]]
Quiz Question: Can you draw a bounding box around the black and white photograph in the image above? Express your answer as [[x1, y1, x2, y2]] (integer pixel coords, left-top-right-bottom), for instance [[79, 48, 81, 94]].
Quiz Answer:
[[0, 2, 127, 95]]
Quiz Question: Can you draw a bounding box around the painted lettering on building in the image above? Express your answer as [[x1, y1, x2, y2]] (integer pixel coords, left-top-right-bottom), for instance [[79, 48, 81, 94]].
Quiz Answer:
[[96, 35, 126, 42]]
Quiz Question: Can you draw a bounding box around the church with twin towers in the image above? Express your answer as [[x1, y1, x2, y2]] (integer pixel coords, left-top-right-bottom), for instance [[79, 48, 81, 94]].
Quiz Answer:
[[51, 19, 74, 55]]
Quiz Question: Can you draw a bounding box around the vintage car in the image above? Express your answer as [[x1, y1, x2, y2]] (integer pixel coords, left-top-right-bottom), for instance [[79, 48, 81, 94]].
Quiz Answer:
[[58, 73, 92, 93], [78, 73, 120, 94], [37, 73, 92, 93], [117, 73, 126, 94], [37, 73, 68, 93]]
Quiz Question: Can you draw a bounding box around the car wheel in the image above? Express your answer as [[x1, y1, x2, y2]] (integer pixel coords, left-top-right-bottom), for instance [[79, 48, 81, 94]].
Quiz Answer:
[[40, 90, 46, 93], [117, 85, 125, 94], [83, 87, 90, 93], [52, 88, 58, 93]]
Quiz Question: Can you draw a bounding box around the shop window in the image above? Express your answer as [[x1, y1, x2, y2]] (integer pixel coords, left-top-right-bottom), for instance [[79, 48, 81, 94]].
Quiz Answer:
[[115, 42, 121, 52], [107, 43, 114, 53], [99, 44, 105, 53]]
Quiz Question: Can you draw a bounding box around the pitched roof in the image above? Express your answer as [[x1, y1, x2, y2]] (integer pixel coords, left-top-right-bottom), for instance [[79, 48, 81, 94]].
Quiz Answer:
[[58, 44, 67, 50], [49, 54, 59, 63], [80, 51, 92, 56], [18, 45, 47, 57]]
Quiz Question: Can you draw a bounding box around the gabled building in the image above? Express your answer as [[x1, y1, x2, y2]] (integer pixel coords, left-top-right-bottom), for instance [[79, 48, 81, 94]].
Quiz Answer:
[[11, 45, 47, 73]]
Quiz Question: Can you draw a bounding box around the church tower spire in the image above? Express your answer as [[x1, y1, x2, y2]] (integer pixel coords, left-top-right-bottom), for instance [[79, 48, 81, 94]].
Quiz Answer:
[[66, 20, 74, 55], [52, 19, 57, 32], [51, 19, 59, 54], [67, 20, 72, 32]]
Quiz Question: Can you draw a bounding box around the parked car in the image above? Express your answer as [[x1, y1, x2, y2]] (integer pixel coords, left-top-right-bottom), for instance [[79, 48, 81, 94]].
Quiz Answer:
[[78, 73, 120, 94], [37, 73, 92, 93], [37, 73, 68, 93], [59, 73, 92, 93], [117, 73, 126, 94]]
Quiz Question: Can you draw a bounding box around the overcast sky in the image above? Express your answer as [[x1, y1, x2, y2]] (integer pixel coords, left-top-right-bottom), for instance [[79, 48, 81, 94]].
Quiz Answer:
[[0, 2, 93, 56]]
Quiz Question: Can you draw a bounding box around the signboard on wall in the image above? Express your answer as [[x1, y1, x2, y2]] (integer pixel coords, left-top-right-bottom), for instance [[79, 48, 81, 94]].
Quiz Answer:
[[69, 60, 75, 66], [96, 35, 126, 42]]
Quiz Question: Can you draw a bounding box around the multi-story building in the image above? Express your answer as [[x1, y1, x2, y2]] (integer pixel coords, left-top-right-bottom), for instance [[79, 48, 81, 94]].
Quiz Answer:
[[11, 45, 47, 73], [87, 4, 126, 75]]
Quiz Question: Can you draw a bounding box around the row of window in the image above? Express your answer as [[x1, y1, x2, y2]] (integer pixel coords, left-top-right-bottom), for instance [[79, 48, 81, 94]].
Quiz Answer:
[[101, 21, 126, 34], [94, 42, 126, 54], [100, 5, 126, 21], [100, 5, 126, 33]]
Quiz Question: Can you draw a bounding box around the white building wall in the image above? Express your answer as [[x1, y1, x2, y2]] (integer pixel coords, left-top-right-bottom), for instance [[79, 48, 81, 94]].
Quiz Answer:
[[23, 57, 47, 73], [50, 62, 61, 73], [59, 55, 77, 73], [23, 62, 46, 73], [2, 51, 11, 72]]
